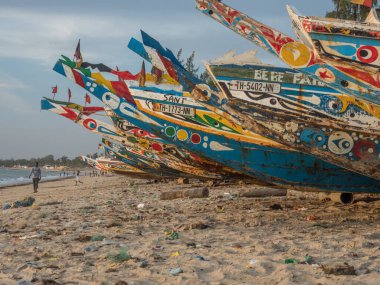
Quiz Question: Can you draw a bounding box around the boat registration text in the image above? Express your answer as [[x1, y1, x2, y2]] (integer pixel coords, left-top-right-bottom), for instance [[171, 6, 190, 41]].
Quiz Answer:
[[230, 80, 281, 93]]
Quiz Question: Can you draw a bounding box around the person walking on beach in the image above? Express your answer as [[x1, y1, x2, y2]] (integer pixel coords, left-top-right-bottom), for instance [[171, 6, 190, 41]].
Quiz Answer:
[[29, 162, 41, 193], [75, 170, 83, 186]]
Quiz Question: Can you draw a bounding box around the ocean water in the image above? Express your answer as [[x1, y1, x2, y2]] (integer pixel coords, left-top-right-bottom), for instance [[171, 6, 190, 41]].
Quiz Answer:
[[0, 168, 70, 187]]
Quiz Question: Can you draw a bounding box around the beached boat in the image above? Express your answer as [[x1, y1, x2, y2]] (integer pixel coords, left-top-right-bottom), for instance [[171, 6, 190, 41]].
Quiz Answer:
[[195, 0, 380, 107], [80, 155, 152, 178], [56, 57, 246, 180], [208, 60, 380, 130], [53, 56, 380, 193], [287, 6, 380, 68], [107, 113, 247, 180], [41, 98, 128, 144], [101, 138, 187, 179], [81, 156, 103, 171], [41, 98, 224, 180], [129, 33, 380, 180]]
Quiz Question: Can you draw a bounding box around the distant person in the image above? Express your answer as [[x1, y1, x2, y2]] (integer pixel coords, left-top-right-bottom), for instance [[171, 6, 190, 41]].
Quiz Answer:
[[29, 162, 41, 193], [75, 170, 83, 186]]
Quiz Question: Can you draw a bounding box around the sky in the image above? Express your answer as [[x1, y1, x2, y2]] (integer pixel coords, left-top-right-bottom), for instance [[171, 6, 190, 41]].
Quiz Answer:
[[0, 0, 334, 159]]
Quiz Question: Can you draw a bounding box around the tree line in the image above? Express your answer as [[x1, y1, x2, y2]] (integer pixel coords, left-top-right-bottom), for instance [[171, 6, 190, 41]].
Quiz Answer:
[[326, 0, 379, 21], [0, 154, 98, 168], [176, 48, 215, 87]]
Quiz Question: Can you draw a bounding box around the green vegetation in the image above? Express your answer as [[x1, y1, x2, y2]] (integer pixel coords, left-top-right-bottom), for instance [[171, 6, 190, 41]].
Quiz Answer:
[[177, 49, 215, 87], [0, 154, 98, 168], [326, 0, 379, 21]]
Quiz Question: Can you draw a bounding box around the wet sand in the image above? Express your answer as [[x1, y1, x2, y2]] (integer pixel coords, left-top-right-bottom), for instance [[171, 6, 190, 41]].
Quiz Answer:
[[0, 175, 379, 285]]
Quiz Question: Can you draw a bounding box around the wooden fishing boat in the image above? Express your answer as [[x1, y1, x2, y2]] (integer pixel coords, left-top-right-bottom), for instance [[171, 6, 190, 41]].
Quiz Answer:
[[41, 98, 224, 180], [55, 56, 247, 180], [41, 98, 128, 144], [81, 155, 153, 178], [81, 156, 103, 171], [101, 138, 186, 179], [53, 57, 380, 193], [208, 62, 380, 130], [129, 32, 380, 180], [287, 6, 380, 68], [107, 113, 248, 180], [195, 0, 380, 107]]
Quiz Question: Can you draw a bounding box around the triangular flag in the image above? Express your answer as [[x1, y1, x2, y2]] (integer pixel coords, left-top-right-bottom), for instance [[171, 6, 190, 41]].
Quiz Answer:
[[85, 93, 91, 105], [151, 65, 163, 84], [52, 85, 58, 95], [139, 61, 146, 87], [74, 39, 83, 68], [113, 66, 134, 104]]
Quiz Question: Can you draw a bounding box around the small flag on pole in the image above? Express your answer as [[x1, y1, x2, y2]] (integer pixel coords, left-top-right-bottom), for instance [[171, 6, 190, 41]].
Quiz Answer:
[[52, 85, 58, 99], [85, 93, 91, 105], [151, 66, 163, 84], [139, 61, 146, 87], [68, 88, 72, 102], [74, 39, 83, 68], [113, 66, 135, 105], [350, 0, 373, 7]]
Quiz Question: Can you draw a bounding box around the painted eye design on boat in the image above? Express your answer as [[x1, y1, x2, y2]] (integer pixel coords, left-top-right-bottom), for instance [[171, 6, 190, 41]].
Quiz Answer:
[[327, 100, 340, 112], [269, 98, 277, 105], [327, 132, 354, 155], [357, 46, 378, 64], [102, 92, 120, 109], [83, 118, 97, 130], [213, 121, 220, 128]]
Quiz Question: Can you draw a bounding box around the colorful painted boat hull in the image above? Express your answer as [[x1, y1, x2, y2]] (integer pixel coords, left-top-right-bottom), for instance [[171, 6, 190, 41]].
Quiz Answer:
[[41, 98, 128, 144], [129, 33, 380, 180], [208, 63, 380, 130], [131, 85, 380, 190], [287, 6, 380, 69], [107, 112, 241, 179], [53, 59, 380, 193], [102, 139, 186, 179], [195, 0, 380, 107], [57, 57, 245, 180], [41, 98, 225, 180], [81, 155, 153, 178]]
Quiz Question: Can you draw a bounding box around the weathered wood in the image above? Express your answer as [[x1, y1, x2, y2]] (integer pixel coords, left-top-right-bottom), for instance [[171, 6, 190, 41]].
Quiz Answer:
[[160, 187, 209, 200], [318, 192, 354, 204], [160, 191, 183, 200], [177, 177, 189, 184], [240, 189, 287, 198]]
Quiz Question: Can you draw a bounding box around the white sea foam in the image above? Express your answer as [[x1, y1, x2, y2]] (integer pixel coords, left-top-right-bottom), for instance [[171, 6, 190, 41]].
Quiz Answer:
[[0, 169, 70, 187]]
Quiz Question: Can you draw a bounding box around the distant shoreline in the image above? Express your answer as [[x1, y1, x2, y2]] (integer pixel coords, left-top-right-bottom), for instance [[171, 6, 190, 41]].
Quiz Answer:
[[0, 167, 90, 171], [0, 176, 74, 190], [0, 168, 97, 190]]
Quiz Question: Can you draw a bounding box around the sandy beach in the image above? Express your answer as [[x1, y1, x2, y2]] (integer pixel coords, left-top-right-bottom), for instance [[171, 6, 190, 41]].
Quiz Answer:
[[0, 175, 379, 285]]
